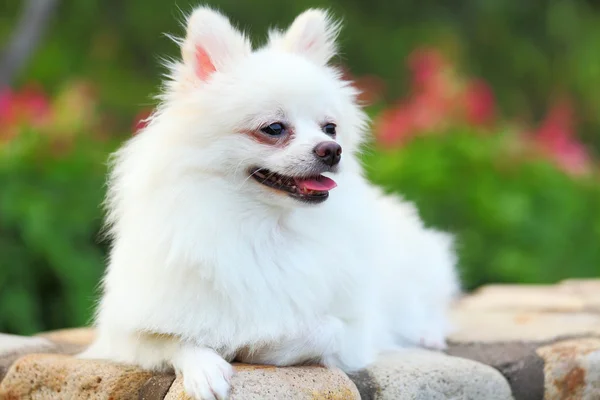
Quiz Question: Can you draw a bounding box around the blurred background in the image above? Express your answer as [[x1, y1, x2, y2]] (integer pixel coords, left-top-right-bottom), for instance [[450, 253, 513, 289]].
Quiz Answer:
[[1, 0, 599, 335]]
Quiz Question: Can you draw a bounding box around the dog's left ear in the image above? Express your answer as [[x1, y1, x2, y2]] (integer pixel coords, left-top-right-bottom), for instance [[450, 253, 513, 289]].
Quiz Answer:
[[269, 9, 341, 66], [181, 6, 251, 81]]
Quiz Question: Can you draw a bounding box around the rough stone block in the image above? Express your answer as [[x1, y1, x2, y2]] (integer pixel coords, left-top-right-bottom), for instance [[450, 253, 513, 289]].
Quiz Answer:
[[0, 334, 56, 382], [449, 310, 600, 342], [37, 327, 95, 348], [456, 284, 585, 312], [349, 350, 514, 400], [447, 279, 600, 400], [165, 364, 360, 400], [3, 279, 600, 399], [0, 353, 155, 399], [446, 341, 545, 400], [537, 338, 600, 400], [558, 279, 600, 312]]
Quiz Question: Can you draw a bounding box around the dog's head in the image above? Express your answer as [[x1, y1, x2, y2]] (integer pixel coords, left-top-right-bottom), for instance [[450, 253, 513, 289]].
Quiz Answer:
[[157, 7, 368, 207]]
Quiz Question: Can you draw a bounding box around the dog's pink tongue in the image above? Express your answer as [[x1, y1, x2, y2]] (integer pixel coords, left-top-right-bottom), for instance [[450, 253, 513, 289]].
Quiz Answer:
[[294, 175, 337, 191]]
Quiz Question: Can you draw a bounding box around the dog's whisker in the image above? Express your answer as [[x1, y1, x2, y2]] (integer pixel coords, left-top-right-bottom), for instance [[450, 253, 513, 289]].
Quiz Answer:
[[262, 171, 278, 185], [233, 157, 251, 179], [238, 168, 264, 190], [233, 156, 264, 190]]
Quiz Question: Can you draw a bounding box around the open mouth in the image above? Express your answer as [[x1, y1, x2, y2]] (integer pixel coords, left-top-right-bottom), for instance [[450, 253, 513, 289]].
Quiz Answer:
[[249, 167, 337, 204]]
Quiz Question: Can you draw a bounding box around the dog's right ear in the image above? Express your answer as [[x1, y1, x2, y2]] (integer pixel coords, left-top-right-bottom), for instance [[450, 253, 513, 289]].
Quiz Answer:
[[181, 7, 251, 82]]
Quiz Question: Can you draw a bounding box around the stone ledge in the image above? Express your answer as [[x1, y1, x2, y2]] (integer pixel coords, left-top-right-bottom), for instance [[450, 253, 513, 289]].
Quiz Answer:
[[0, 354, 156, 399], [0, 328, 92, 384], [36, 327, 95, 348], [537, 338, 600, 400], [0, 278, 599, 399], [0, 355, 359, 400], [454, 279, 600, 314], [349, 349, 513, 400], [168, 364, 360, 400], [447, 278, 600, 400], [0, 334, 56, 383]]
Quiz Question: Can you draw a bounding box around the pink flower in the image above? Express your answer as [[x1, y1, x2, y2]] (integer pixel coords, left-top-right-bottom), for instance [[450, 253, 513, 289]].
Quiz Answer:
[[463, 79, 495, 126], [0, 84, 52, 142], [409, 91, 452, 132], [0, 89, 16, 127], [374, 47, 459, 147], [375, 106, 415, 146], [533, 99, 591, 175], [408, 48, 447, 90], [17, 84, 52, 125]]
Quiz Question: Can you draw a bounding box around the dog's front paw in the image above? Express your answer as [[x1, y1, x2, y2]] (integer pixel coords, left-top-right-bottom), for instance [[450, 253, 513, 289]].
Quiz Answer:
[[173, 346, 234, 400]]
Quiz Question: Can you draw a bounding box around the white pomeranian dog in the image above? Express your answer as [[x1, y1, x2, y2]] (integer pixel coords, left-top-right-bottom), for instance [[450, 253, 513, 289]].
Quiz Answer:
[[80, 5, 459, 400]]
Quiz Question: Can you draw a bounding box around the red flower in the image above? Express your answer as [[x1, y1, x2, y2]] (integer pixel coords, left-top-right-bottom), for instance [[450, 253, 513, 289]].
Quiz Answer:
[[16, 84, 52, 125], [0, 89, 16, 127], [0, 84, 52, 142], [374, 47, 458, 147], [533, 99, 591, 175], [376, 106, 415, 146], [408, 48, 447, 90], [463, 79, 495, 126]]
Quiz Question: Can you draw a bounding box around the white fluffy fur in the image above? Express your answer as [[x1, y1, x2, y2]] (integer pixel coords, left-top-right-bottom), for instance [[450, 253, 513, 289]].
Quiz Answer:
[[80, 6, 460, 400]]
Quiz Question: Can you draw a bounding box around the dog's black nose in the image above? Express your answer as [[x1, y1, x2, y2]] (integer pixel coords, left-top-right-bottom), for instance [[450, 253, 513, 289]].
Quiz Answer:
[[314, 141, 342, 166]]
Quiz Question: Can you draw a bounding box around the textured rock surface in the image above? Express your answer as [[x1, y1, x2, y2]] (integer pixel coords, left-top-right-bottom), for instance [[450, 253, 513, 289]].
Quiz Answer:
[[558, 279, 600, 312], [449, 282, 600, 343], [1, 279, 600, 399], [449, 310, 600, 342], [165, 364, 360, 400], [0, 334, 56, 382], [0, 353, 360, 400], [448, 279, 600, 400], [350, 349, 514, 400], [446, 341, 545, 400], [537, 338, 600, 400], [140, 374, 177, 400], [0, 353, 155, 399], [456, 284, 586, 312], [37, 327, 95, 347]]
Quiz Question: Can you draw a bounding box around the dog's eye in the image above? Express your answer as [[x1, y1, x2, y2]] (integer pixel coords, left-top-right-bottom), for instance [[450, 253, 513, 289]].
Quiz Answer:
[[323, 123, 336, 136], [261, 123, 285, 136]]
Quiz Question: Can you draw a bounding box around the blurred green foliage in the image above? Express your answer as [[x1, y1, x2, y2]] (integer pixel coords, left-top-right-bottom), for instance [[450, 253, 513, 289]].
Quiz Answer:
[[364, 130, 600, 290], [0, 132, 115, 334]]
